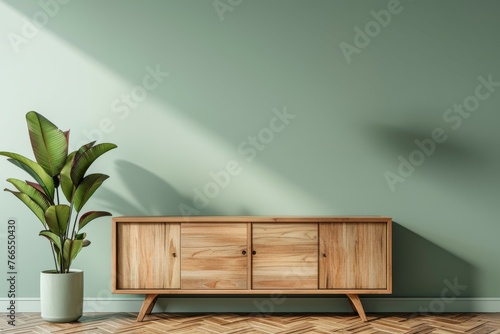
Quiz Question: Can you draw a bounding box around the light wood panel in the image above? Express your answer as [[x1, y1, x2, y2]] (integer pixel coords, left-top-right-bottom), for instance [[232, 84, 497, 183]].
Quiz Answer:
[[114, 216, 391, 223], [319, 222, 387, 289], [116, 222, 180, 289], [252, 223, 318, 289], [181, 223, 248, 289]]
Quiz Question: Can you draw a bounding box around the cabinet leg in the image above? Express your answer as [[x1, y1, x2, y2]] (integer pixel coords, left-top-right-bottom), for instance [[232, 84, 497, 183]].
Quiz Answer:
[[137, 294, 159, 322], [346, 294, 367, 322]]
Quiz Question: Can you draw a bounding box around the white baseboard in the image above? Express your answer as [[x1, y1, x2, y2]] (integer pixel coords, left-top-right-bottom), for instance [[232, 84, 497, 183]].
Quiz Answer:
[[1, 297, 500, 313]]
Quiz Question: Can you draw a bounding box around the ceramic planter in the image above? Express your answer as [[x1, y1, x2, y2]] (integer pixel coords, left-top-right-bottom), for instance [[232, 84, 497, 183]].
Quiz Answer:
[[40, 269, 83, 322]]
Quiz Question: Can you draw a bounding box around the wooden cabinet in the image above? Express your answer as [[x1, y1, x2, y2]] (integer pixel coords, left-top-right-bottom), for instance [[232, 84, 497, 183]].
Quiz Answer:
[[112, 216, 391, 322]]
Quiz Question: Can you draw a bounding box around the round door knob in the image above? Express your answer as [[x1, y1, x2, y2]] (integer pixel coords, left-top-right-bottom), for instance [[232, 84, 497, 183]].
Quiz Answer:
[[241, 250, 247, 255], [322, 253, 327, 258], [172, 252, 177, 257], [252, 250, 257, 255]]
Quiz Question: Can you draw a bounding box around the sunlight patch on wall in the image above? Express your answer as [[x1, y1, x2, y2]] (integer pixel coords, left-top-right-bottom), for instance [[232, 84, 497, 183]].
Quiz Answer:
[[106, 98, 333, 216]]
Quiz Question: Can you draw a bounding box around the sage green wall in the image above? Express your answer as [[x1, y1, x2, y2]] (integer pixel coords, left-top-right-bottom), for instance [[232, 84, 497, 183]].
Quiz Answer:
[[1, 0, 499, 306]]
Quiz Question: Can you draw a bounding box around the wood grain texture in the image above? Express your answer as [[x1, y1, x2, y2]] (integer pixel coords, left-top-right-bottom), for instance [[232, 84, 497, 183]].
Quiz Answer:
[[346, 294, 367, 322], [116, 222, 180, 289], [252, 223, 318, 289], [137, 294, 159, 322], [181, 223, 248, 289], [111, 216, 392, 323], [319, 222, 387, 289], [114, 216, 391, 223], [5, 312, 500, 333]]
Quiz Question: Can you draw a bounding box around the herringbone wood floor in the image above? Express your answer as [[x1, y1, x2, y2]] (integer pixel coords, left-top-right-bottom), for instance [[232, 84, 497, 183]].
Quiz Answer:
[[1, 313, 499, 333]]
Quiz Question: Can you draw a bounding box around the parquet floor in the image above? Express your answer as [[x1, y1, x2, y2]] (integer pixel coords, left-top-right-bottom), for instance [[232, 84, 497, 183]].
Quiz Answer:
[[1, 312, 499, 333]]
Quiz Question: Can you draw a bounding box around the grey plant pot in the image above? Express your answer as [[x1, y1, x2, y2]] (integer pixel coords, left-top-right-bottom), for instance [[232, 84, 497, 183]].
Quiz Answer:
[[40, 269, 83, 322]]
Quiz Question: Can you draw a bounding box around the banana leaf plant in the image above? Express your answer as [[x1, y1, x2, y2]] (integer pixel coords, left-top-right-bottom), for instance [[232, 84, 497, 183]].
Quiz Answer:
[[0, 112, 117, 273]]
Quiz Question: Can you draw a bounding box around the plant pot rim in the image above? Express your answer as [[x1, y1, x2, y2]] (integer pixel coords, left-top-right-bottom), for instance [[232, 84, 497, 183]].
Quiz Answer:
[[41, 269, 83, 274]]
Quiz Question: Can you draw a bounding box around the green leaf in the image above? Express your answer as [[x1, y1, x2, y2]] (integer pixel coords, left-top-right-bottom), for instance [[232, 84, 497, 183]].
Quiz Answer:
[[0, 152, 55, 200], [75, 233, 91, 247], [26, 111, 68, 177], [26, 180, 45, 193], [79, 211, 111, 230], [73, 173, 109, 212], [63, 239, 83, 271], [77, 141, 96, 154], [6, 178, 52, 211], [45, 205, 71, 236], [39, 230, 62, 252], [71, 143, 117, 186], [68, 142, 95, 188], [5, 189, 47, 226], [59, 151, 76, 202], [75, 232, 86, 240]]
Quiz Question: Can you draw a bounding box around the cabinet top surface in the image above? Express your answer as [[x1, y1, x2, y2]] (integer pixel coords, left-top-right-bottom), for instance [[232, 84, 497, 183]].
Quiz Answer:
[[112, 216, 392, 223]]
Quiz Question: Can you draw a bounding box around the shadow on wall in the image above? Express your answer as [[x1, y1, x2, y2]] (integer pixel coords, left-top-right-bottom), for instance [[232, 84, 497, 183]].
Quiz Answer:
[[95, 159, 224, 216], [392, 222, 474, 298], [366, 122, 499, 197]]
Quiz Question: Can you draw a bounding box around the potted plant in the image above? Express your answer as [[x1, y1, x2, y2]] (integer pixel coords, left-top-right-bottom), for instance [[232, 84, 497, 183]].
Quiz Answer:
[[0, 111, 117, 322]]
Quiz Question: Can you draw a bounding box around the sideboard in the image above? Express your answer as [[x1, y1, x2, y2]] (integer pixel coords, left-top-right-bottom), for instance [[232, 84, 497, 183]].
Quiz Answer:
[[112, 216, 392, 322]]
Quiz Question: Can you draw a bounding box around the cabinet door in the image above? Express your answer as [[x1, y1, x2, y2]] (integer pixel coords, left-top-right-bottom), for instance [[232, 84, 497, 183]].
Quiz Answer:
[[116, 222, 180, 289], [252, 223, 318, 289], [181, 223, 248, 289], [319, 222, 387, 289]]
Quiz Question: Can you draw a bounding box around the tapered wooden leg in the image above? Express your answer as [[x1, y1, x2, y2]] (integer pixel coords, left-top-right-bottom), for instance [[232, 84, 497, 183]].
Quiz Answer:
[[346, 294, 367, 322], [137, 294, 159, 322]]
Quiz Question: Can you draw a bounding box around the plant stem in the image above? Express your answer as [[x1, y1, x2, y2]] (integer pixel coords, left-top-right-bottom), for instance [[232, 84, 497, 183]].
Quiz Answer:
[[54, 187, 62, 273], [71, 212, 80, 240], [50, 242, 59, 272], [66, 212, 80, 272], [60, 237, 65, 273]]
